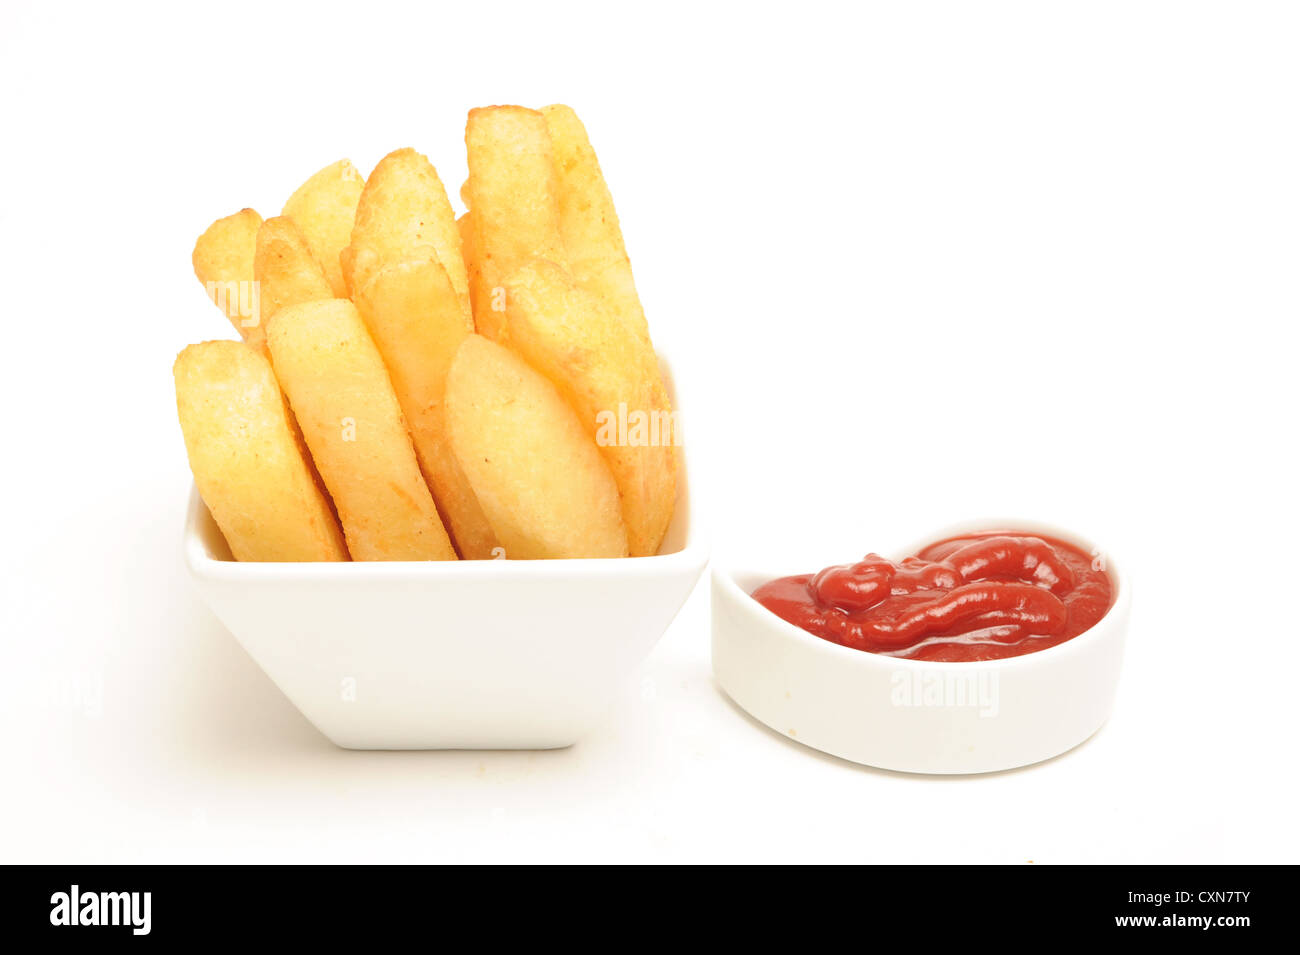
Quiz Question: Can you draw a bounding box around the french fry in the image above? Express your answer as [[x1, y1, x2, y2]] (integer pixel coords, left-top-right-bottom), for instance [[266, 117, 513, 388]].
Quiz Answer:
[[445, 335, 627, 559], [266, 300, 457, 561], [340, 148, 469, 322], [353, 259, 499, 559], [253, 216, 334, 348], [503, 259, 675, 556], [282, 159, 365, 298], [456, 211, 490, 321], [192, 209, 263, 341], [174, 340, 347, 562], [541, 104, 650, 342], [463, 106, 565, 340]]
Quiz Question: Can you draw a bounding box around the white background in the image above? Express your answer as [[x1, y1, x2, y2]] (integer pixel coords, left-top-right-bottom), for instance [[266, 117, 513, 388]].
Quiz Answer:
[[1, 1, 1296, 863]]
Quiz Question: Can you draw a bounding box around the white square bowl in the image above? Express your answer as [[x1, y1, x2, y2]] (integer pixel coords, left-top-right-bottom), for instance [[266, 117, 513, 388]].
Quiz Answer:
[[184, 359, 706, 750]]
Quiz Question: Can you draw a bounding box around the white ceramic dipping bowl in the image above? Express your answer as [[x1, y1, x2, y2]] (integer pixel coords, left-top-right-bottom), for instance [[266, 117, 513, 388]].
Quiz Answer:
[[185, 360, 706, 751], [712, 519, 1130, 774]]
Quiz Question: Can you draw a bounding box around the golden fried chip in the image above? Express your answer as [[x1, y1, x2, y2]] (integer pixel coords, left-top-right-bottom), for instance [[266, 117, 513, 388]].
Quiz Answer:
[[340, 148, 469, 320], [445, 335, 627, 559], [542, 104, 651, 343], [353, 258, 499, 559], [463, 106, 565, 341], [174, 340, 347, 562], [503, 259, 675, 556], [192, 209, 263, 341], [282, 159, 365, 297], [456, 211, 490, 323], [266, 300, 457, 561], [253, 216, 334, 349]]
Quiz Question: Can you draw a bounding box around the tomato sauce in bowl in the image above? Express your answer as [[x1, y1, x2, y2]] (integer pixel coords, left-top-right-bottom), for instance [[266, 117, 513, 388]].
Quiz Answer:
[[751, 530, 1114, 662]]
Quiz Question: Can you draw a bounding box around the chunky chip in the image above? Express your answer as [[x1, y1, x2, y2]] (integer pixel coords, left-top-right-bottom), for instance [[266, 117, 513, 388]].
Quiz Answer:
[[353, 258, 499, 559], [463, 106, 565, 340], [282, 159, 365, 298], [456, 211, 489, 321], [174, 340, 347, 561], [503, 259, 675, 556], [266, 300, 457, 561], [340, 147, 469, 320], [542, 104, 650, 343], [253, 216, 334, 346], [445, 335, 627, 559], [192, 209, 263, 341]]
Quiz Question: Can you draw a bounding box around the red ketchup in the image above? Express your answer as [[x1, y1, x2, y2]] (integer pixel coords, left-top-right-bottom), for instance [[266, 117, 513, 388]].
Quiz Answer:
[[752, 531, 1114, 662]]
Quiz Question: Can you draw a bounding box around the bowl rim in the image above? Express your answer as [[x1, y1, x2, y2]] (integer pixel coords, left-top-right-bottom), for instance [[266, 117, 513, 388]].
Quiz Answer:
[[185, 352, 707, 582], [715, 516, 1130, 671]]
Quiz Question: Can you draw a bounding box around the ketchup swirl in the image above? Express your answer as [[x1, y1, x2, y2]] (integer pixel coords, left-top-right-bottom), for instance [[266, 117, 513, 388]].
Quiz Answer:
[[752, 531, 1114, 662]]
